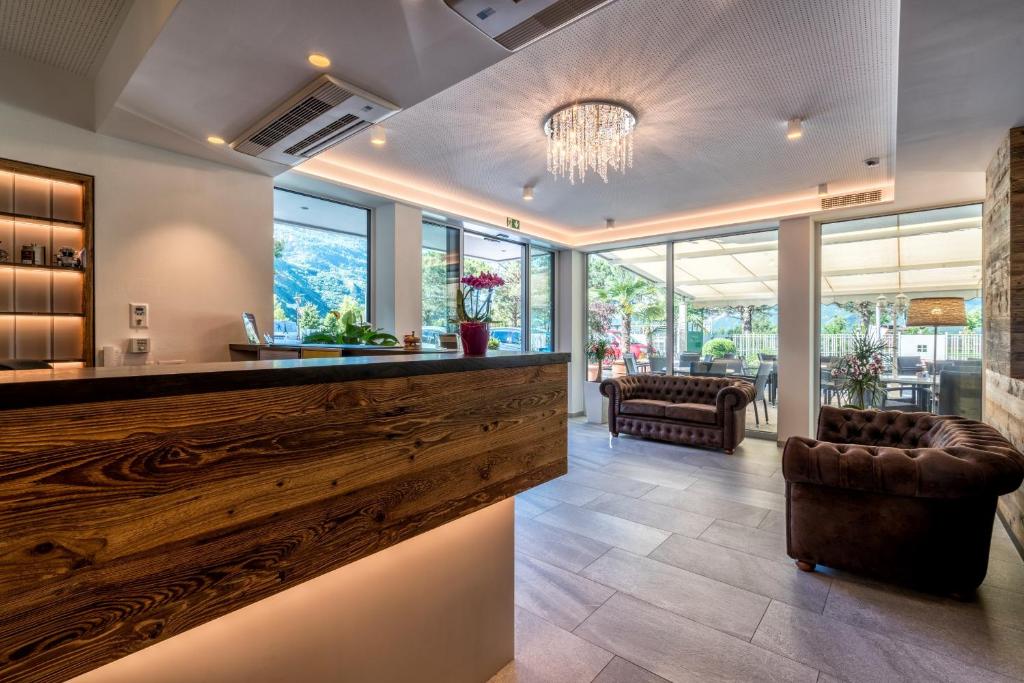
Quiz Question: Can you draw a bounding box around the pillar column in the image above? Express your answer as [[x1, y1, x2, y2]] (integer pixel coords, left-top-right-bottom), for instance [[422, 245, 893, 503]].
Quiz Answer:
[[777, 215, 818, 442], [374, 202, 423, 337]]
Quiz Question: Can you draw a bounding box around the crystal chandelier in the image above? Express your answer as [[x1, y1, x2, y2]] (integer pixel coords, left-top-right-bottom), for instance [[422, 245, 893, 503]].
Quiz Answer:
[[544, 101, 636, 184]]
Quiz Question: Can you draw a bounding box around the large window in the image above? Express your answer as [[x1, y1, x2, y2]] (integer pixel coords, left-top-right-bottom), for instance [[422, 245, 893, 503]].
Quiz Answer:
[[464, 231, 525, 350], [819, 205, 982, 418], [530, 250, 555, 351], [587, 245, 668, 373], [586, 231, 780, 439], [674, 231, 779, 437], [273, 189, 370, 342], [421, 222, 461, 346]]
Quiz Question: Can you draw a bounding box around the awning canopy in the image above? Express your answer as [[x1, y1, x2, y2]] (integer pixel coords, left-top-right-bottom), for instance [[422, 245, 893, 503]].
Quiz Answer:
[[595, 205, 981, 307]]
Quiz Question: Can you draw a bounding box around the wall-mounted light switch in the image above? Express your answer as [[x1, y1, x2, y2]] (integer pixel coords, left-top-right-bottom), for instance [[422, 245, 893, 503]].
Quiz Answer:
[[127, 337, 150, 354], [130, 303, 149, 329]]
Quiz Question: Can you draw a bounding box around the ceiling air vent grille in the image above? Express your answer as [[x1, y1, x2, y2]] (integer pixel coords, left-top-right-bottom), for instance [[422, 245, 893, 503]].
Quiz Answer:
[[495, 0, 610, 49], [230, 75, 400, 166], [821, 189, 883, 210], [234, 81, 354, 156], [283, 114, 362, 157]]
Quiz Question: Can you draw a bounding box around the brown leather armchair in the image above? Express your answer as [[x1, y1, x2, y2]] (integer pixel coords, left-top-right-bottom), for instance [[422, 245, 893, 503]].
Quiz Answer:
[[783, 406, 1024, 594], [600, 374, 754, 453]]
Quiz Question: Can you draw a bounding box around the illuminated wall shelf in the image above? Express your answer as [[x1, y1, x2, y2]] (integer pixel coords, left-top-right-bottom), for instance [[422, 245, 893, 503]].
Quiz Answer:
[[0, 158, 93, 366]]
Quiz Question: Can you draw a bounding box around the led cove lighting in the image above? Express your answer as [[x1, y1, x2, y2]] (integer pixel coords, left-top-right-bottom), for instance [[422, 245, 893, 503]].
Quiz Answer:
[[308, 53, 331, 68]]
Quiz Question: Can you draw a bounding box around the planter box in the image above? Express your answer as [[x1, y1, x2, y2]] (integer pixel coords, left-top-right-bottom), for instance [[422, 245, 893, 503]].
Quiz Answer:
[[584, 380, 608, 424]]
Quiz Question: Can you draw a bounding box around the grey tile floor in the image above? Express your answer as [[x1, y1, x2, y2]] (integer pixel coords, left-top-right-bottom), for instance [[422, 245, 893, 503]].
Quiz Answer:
[[490, 420, 1024, 683]]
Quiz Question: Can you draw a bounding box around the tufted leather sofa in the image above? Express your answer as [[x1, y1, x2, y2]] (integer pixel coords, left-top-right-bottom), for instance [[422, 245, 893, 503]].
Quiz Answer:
[[600, 375, 755, 453], [783, 406, 1024, 594]]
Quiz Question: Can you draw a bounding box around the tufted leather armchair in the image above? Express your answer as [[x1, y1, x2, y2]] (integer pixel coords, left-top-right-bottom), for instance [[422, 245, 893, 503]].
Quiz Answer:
[[600, 374, 755, 453], [783, 406, 1024, 594]]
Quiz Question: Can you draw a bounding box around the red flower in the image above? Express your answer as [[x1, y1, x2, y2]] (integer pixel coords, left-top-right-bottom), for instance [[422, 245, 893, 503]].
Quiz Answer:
[[461, 272, 505, 290]]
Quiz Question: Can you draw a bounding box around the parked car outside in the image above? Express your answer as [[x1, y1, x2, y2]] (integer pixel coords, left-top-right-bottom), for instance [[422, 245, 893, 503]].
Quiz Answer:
[[490, 327, 522, 351]]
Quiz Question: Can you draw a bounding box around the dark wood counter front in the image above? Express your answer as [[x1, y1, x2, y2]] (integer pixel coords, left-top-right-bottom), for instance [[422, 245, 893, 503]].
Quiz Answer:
[[0, 353, 568, 683]]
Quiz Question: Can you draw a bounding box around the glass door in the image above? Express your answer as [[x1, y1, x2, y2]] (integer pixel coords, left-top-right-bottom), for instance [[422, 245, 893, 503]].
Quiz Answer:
[[464, 231, 526, 350]]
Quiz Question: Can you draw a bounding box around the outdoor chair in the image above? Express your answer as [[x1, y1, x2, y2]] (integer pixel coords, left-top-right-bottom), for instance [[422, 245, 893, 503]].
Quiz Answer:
[[751, 361, 773, 426], [623, 353, 639, 375]]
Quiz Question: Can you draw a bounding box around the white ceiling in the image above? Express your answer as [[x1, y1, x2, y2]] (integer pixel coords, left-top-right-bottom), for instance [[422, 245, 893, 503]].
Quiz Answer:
[[0, 0, 130, 77], [319, 0, 899, 232], [108, 0, 509, 175]]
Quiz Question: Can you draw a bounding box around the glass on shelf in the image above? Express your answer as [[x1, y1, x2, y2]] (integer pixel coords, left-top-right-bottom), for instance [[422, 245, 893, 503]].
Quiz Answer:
[[52, 270, 83, 314], [14, 268, 51, 313], [14, 175, 50, 219], [14, 219, 50, 265], [0, 315, 12, 357], [52, 316, 83, 360], [0, 171, 12, 214], [51, 181, 83, 223], [15, 315, 50, 360]]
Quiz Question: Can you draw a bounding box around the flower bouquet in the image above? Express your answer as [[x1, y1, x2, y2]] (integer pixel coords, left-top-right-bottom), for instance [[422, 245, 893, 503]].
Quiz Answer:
[[455, 271, 505, 355]]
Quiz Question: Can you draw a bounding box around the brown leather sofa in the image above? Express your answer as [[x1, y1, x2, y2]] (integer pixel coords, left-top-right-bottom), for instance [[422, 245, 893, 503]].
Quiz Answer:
[[784, 406, 1024, 594], [600, 374, 755, 453]]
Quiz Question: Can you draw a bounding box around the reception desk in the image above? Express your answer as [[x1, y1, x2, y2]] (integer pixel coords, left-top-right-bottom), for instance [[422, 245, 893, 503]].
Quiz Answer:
[[0, 352, 568, 682], [228, 342, 457, 361]]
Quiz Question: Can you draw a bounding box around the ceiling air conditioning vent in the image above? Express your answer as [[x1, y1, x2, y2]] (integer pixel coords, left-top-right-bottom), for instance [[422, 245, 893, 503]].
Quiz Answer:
[[231, 75, 400, 166], [821, 189, 883, 210], [445, 0, 617, 51]]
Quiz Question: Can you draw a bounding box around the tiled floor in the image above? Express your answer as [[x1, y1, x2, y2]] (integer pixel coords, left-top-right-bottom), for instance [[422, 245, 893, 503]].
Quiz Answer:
[[490, 420, 1024, 683]]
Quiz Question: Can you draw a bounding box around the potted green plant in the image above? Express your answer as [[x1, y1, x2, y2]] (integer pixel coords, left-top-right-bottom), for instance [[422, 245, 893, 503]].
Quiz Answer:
[[584, 339, 611, 424], [830, 333, 890, 409], [702, 337, 737, 359], [302, 310, 398, 346]]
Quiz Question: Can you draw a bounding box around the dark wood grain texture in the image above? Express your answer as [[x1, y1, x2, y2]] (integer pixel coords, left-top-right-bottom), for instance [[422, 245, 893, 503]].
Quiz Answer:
[[0, 361, 568, 683]]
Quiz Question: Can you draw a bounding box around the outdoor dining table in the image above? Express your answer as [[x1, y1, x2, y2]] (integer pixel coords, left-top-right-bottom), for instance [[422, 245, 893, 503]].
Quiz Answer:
[[821, 373, 936, 411]]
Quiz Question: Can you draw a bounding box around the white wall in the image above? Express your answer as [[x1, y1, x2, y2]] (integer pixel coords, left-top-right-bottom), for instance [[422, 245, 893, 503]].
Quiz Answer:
[[556, 250, 585, 414], [777, 216, 818, 442], [373, 202, 424, 336], [0, 102, 274, 364]]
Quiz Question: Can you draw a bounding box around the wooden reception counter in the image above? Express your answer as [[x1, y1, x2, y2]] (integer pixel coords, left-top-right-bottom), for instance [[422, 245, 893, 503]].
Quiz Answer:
[[0, 352, 568, 683]]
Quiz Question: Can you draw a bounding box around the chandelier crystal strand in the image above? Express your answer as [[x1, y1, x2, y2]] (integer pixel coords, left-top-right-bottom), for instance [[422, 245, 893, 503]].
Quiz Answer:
[[545, 102, 635, 184]]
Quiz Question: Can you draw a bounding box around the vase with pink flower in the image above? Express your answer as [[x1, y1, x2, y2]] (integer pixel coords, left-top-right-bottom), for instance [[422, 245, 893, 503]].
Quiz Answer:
[[455, 271, 505, 356]]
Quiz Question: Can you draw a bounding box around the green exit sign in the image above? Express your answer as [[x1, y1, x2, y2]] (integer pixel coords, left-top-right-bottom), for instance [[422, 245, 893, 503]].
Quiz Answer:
[[506, 217, 521, 231]]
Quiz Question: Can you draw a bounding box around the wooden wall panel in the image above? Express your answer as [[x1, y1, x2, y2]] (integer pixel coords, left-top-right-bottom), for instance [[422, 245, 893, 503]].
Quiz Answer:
[[0, 363, 568, 683], [984, 126, 1024, 559]]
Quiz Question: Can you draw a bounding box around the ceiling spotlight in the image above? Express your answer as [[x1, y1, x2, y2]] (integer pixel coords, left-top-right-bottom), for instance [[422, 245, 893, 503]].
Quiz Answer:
[[606, 218, 615, 230], [206, 135, 225, 145], [864, 157, 880, 167], [786, 118, 803, 140], [370, 127, 387, 146], [308, 53, 331, 68], [522, 185, 534, 201], [817, 183, 829, 196]]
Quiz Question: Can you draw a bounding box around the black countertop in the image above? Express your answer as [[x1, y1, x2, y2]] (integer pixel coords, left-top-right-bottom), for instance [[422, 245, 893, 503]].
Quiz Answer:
[[0, 351, 570, 410]]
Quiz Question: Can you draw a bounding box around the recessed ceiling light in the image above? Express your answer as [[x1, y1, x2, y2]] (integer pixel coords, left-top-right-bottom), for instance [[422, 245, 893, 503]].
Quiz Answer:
[[370, 127, 387, 146], [206, 135, 225, 145], [864, 157, 880, 167], [308, 53, 331, 68], [786, 118, 803, 140], [522, 185, 534, 201], [300, 206, 309, 210], [817, 183, 829, 196], [606, 218, 615, 230]]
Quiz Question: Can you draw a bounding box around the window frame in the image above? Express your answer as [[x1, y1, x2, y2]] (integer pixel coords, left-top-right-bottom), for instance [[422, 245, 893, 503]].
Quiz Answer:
[[272, 187, 373, 339]]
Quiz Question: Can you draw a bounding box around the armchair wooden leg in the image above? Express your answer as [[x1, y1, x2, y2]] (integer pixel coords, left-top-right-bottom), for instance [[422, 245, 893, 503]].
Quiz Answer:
[[795, 560, 816, 572], [724, 448, 734, 455]]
